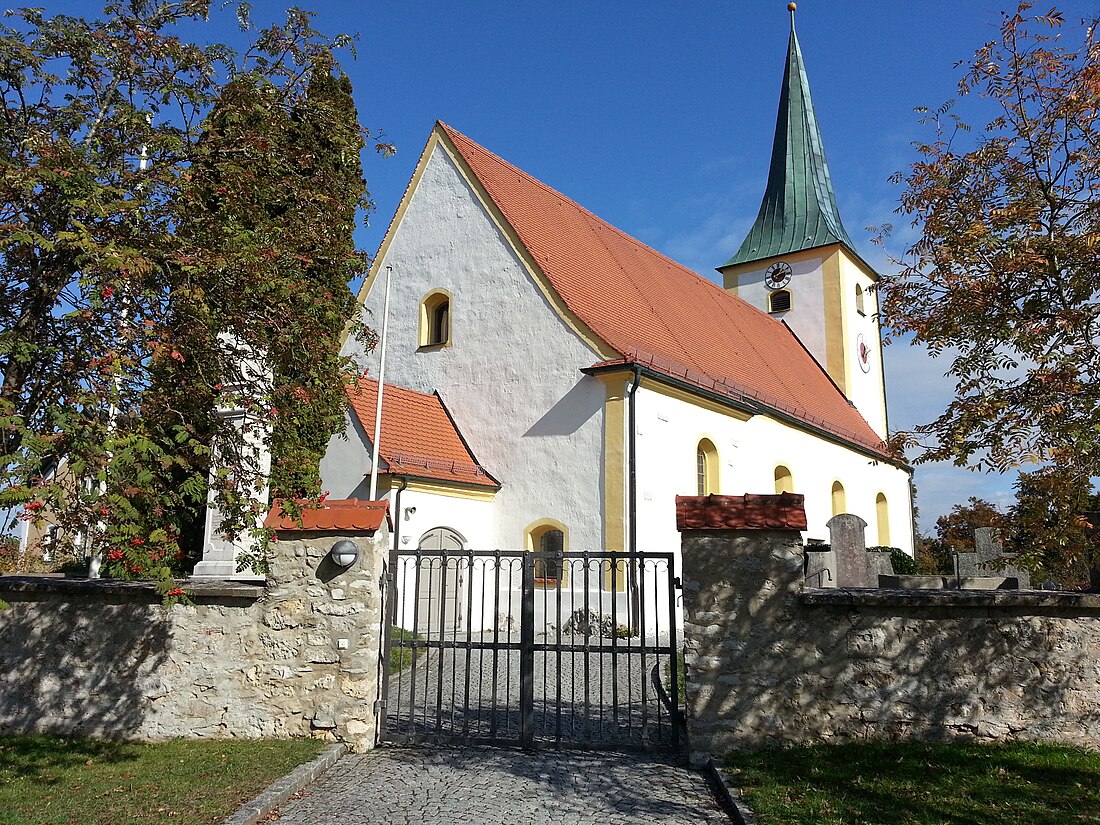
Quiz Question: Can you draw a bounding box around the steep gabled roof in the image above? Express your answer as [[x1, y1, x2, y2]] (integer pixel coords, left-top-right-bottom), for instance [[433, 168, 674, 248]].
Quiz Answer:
[[346, 377, 500, 489], [724, 17, 856, 267], [437, 123, 892, 460]]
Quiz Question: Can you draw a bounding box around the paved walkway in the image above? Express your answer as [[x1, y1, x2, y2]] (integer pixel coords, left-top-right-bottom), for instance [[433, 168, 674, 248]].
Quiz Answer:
[[267, 746, 731, 824]]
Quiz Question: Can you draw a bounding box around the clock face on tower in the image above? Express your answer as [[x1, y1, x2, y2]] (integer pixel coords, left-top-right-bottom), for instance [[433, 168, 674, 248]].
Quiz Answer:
[[764, 261, 793, 289], [856, 333, 871, 373]]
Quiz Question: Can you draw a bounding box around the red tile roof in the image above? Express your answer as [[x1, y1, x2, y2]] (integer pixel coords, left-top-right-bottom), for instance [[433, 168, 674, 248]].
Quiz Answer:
[[675, 494, 808, 531], [438, 123, 893, 460], [346, 377, 499, 489], [265, 499, 390, 532]]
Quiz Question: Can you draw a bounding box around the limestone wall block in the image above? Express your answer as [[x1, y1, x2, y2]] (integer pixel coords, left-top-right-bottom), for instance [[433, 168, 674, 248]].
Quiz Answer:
[[313, 601, 364, 617]]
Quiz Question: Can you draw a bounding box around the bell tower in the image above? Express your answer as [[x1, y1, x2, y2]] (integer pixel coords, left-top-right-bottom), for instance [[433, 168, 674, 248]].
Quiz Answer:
[[717, 3, 888, 439]]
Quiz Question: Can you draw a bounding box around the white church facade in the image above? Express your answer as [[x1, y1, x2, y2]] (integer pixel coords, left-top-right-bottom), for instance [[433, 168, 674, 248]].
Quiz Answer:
[[314, 17, 915, 617]]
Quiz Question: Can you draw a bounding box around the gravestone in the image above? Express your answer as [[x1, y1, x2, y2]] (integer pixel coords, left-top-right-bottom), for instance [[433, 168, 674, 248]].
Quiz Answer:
[[957, 527, 1031, 589], [828, 513, 871, 587], [804, 544, 837, 588], [866, 550, 896, 581]]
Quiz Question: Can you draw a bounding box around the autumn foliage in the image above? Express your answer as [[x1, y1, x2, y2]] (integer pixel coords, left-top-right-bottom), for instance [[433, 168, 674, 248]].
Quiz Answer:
[[881, 3, 1100, 575], [0, 2, 386, 583]]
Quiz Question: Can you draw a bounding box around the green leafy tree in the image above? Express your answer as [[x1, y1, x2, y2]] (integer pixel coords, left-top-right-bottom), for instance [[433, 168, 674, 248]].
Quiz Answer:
[[879, 3, 1100, 572], [0, 2, 386, 584], [1009, 468, 1098, 586]]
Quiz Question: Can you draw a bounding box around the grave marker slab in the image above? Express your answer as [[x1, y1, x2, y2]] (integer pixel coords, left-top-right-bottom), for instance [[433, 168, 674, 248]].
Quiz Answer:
[[828, 513, 871, 588]]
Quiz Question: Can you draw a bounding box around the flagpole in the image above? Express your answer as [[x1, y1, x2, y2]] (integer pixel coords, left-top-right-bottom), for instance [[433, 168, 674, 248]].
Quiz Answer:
[[90, 135, 151, 578], [368, 265, 392, 501]]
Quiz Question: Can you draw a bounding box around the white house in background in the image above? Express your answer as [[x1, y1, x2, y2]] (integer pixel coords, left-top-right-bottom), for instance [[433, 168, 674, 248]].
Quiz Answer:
[[314, 18, 914, 629]]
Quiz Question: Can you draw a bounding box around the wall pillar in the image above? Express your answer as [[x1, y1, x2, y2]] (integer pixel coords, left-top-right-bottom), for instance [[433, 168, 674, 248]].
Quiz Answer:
[[261, 501, 392, 751], [675, 493, 807, 764]]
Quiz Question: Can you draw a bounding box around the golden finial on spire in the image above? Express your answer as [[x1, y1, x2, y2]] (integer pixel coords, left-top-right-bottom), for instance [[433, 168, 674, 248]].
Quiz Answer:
[[788, 3, 797, 12]]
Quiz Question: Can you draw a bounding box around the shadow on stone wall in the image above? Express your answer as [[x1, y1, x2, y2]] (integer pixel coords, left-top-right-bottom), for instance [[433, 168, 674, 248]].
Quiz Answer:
[[0, 594, 170, 738], [681, 531, 1100, 755]]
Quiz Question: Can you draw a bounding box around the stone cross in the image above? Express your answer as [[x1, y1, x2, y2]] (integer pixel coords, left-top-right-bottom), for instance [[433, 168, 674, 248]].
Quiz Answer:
[[957, 527, 1030, 589]]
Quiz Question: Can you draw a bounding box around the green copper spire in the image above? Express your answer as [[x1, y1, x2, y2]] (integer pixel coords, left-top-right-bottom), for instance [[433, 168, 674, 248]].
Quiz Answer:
[[723, 9, 856, 268]]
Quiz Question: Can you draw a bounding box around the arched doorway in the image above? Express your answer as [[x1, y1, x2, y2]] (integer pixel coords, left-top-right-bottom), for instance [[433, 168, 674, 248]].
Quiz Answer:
[[416, 527, 466, 633]]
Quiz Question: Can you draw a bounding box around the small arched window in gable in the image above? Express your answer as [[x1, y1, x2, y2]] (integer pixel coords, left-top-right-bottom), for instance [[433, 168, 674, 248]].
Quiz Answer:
[[768, 289, 792, 314], [876, 493, 890, 546], [774, 465, 794, 495], [831, 481, 846, 515], [419, 289, 452, 348], [696, 438, 718, 496]]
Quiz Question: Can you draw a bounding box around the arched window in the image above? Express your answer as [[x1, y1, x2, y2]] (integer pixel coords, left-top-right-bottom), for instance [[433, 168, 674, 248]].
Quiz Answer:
[[419, 289, 452, 348], [876, 493, 890, 545], [696, 438, 718, 496], [831, 481, 846, 515], [768, 289, 792, 314], [855, 284, 866, 316], [525, 520, 567, 587], [774, 465, 794, 494]]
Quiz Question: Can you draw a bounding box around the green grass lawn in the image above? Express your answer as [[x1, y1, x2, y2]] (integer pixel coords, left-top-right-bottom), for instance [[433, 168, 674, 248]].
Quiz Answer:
[[724, 740, 1100, 824], [0, 735, 325, 825], [389, 626, 420, 674]]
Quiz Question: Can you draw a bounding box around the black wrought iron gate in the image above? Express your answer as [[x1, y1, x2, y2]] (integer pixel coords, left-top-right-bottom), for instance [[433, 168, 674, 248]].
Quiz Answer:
[[377, 549, 682, 751]]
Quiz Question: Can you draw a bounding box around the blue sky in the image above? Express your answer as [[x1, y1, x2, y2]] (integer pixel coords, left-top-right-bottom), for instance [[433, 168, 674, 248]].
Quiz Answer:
[[27, 1, 1100, 533]]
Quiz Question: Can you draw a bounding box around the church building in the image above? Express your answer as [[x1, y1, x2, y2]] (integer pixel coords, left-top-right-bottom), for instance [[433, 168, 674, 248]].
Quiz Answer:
[[319, 15, 915, 600]]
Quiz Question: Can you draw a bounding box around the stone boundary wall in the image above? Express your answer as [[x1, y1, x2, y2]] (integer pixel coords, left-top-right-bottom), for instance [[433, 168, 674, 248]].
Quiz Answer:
[[681, 527, 1100, 761], [0, 526, 388, 750]]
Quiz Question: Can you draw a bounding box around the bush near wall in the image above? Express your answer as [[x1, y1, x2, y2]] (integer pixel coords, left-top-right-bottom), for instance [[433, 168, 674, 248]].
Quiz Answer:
[[0, 535, 20, 576], [0, 535, 85, 576], [868, 545, 917, 575]]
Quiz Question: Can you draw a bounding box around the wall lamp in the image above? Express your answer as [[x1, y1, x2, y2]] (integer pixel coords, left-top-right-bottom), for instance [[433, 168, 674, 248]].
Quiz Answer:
[[329, 540, 360, 568]]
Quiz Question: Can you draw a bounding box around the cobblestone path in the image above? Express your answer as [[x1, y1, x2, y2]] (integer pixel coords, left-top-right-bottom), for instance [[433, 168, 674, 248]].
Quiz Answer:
[[268, 746, 730, 825]]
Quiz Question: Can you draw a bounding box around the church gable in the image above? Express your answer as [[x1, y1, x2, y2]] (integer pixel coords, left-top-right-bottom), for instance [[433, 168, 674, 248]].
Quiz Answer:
[[350, 132, 612, 552], [353, 128, 613, 366]]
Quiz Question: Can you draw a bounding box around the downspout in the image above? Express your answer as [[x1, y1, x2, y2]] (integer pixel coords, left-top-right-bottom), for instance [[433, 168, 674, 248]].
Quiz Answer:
[[391, 475, 409, 555], [628, 365, 642, 629]]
